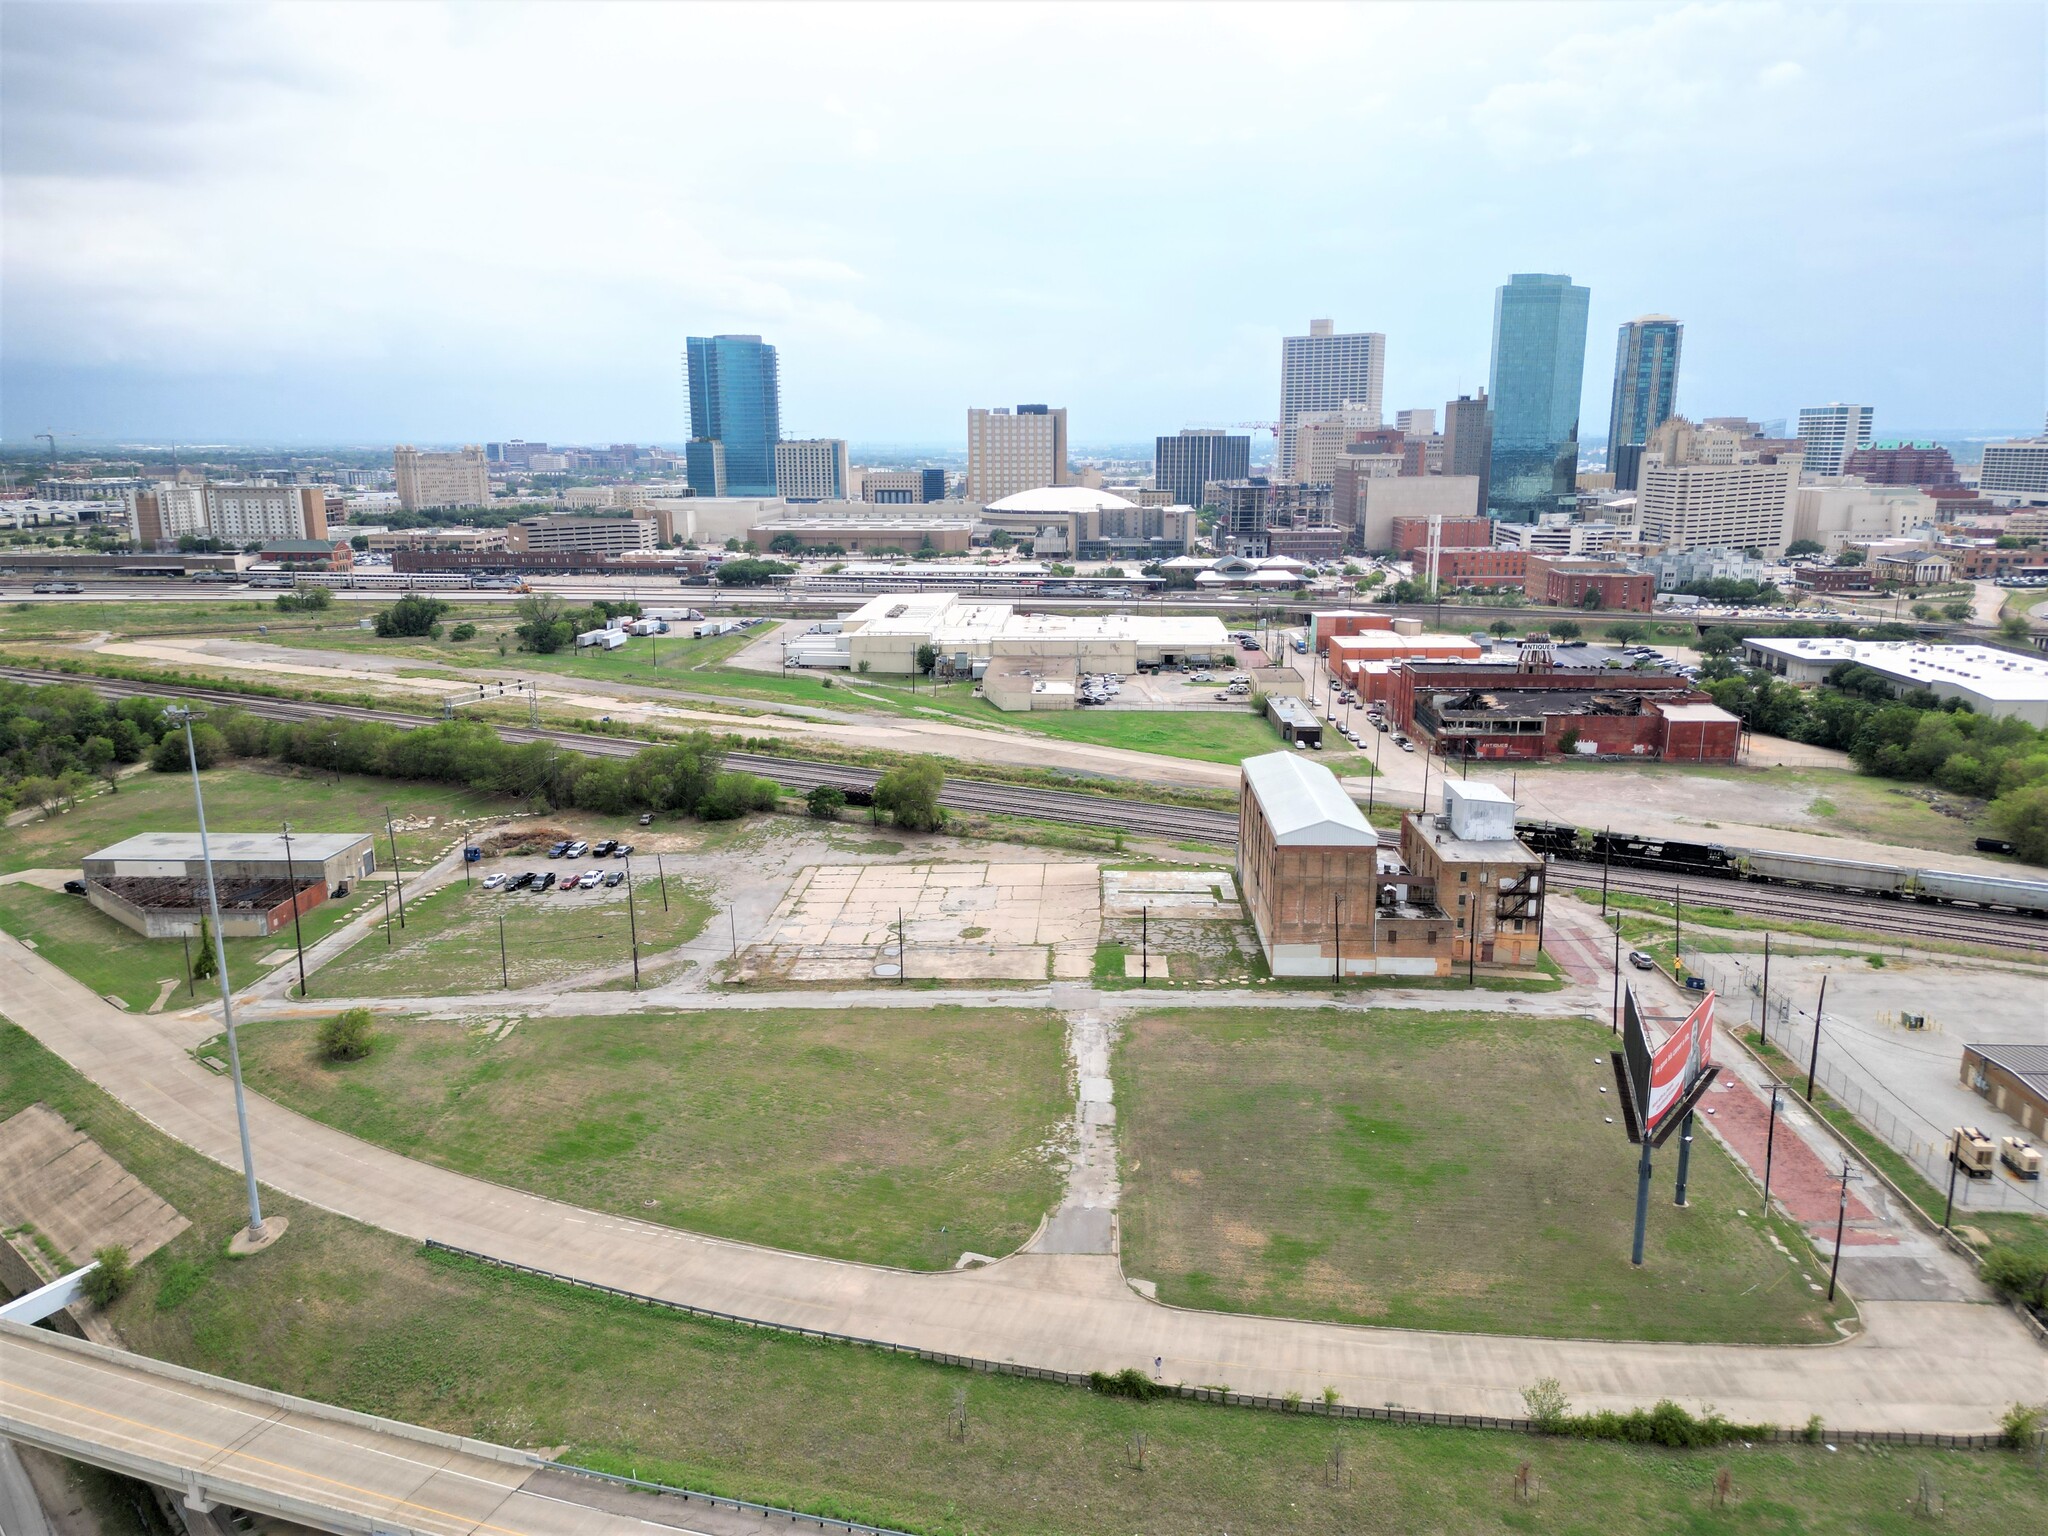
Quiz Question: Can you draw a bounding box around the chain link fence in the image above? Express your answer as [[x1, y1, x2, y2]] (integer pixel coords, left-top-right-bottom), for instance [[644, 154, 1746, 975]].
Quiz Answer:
[[1684, 951, 2047, 1217]]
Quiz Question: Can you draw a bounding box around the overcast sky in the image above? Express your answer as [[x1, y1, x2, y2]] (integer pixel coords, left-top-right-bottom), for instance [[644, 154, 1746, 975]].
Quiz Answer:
[[3, 1, 2042, 449]]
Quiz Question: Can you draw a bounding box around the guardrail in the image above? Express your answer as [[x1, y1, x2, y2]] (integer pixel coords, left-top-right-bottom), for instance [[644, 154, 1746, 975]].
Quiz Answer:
[[423, 1241, 2027, 1450]]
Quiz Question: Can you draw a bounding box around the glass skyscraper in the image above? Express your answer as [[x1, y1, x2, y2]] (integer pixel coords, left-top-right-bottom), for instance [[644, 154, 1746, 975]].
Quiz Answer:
[[685, 334, 781, 497], [1606, 315, 1683, 490], [1485, 274, 1590, 522]]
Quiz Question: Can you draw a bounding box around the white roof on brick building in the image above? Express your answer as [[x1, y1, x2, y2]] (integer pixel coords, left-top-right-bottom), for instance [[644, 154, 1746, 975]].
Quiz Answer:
[[1240, 752, 1378, 847]]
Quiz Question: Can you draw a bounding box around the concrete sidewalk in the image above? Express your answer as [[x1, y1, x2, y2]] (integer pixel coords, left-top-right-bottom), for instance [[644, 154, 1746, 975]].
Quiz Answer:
[[3, 934, 2039, 1432]]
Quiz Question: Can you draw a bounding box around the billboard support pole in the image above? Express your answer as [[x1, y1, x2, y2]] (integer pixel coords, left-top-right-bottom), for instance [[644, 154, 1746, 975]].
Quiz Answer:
[[1630, 1135, 1653, 1267], [1673, 1110, 1695, 1207], [1805, 974, 1828, 1103], [1762, 1084, 1781, 1210], [1610, 916, 1622, 1034]]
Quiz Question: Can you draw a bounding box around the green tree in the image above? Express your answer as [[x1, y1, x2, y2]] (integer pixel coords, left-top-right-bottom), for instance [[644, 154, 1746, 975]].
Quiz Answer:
[[2000, 613, 2030, 642], [150, 721, 228, 772], [806, 784, 846, 820], [1836, 547, 1866, 566], [875, 757, 946, 832], [1785, 539, 1825, 557], [448, 621, 478, 641], [696, 771, 780, 820], [713, 557, 794, 587], [1489, 619, 1515, 636], [349, 534, 370, 552], [915, 643, 937, 675], [79, 1245, 134, 1308], [1550, 619, 1582, 639], [1941, 600, 1973, 621], [12, 774, 62, 815], [373, 594, 449, 638], [1580, 588, 1603, 609], [318, 1008, 375, 1062], [513, 593, 572, 653], [1991, 784, 2048, 864], [79, 734, 117, 793], [190, 917, 218, 982]]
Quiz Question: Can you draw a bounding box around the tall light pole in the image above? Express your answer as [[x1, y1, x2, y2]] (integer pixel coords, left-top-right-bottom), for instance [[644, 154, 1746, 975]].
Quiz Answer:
[[164, 707, 267, 1245], [279, 820, 308, 999]]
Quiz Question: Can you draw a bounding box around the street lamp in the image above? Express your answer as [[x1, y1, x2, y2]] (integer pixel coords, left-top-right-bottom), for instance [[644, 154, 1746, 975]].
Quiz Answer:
[[162, 706, 269, 1247]]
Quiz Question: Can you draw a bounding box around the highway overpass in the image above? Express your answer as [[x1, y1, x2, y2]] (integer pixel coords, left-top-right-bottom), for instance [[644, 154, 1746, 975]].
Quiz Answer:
[[0, 1320, 888, 1536]]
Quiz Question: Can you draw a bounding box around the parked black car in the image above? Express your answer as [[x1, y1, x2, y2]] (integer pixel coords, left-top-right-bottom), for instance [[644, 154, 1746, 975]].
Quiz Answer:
[[603, 870, 624, 888], [538, 872, 558, 890], [63, 879, 87, 895], [592, 838, 617, 857]]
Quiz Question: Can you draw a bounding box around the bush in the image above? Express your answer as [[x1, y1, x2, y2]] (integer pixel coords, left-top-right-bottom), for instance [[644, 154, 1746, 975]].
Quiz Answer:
[[150, 721, 229, 772], [79, 1245, 133, 1308], [696, 771, 780, 821], [1980, 1244, 2048, 1310], [875, 757, 946, 832], [318, 1007, 375, 1062], [1088, 1368, 1168, 1400], [806, 784, 846, 820], [448, 622, 478, 642], [373, 594, 450, 638], [1523, 1377, 1570, 1432], [2000, 1400, 2044, 1451], [273, 587, 332, 613]]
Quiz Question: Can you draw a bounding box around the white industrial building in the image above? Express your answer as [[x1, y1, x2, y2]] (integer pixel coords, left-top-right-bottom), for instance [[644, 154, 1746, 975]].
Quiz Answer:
[[781, 591, 1229, 675], [1741, 639, 2048, 727]]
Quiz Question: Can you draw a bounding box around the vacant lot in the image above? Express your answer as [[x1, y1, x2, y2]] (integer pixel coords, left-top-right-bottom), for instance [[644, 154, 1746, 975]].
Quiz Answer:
[[1118, 1008, 1851, 1344], [4, 1020, 2037, 1536], [234, 1005, 1069, 1269], [0, 881, 371, 1010], [1, 764, 511, 877], [307, 871, 713, 996]]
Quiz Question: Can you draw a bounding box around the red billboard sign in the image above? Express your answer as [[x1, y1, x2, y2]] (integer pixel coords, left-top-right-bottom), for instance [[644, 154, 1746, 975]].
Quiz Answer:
[[1615, 987, 1718, 1147]]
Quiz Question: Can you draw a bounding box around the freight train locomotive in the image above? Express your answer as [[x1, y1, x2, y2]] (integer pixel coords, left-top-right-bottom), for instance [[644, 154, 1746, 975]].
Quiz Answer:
[[1514, 821, 2048, 917]]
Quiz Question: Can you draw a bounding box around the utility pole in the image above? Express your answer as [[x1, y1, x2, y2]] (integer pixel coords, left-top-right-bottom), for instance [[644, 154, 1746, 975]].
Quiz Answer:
[[655, 852, 669, 911], [1673, 1110, 1695, 1207], [382, 883, 392, 945], [1600, 827, 1611, 915], [383, 808, 407, 928], [625, 863, 641, 991], [1610, 916, 1621, 1034], [1942, 1136, 1961, 1228], [1758, 932, 1772, 1046], [1140, 904, 1148, 985], [182, 932, 194, 998], [1673, 882, 1682, 967], [1805, 974, 1828, 1103], [498, 914, 508, 991], [1827, 1161, 1849, 1301], [279, 821, 309, 999], [899, 905, 906, 982], [164, 707, 267, 1245], [1761, 1084, 1781, 1209]]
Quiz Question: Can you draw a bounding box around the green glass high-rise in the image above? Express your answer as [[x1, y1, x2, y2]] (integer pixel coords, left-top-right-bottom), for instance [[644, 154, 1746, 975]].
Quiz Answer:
[[1485, 274, 1590, 522], [685, 334, 781, 496]]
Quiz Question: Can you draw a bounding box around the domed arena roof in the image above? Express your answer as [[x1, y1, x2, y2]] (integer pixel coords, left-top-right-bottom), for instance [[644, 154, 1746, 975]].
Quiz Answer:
[[984, 486, 1139, 513]]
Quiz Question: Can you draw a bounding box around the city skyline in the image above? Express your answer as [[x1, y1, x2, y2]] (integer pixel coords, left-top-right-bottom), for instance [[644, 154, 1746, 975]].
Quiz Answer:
[[2, 2, 2042, 445]]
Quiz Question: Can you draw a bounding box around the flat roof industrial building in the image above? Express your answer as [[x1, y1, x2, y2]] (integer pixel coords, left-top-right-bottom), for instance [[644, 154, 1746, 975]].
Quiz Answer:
[[82, 832, 375, 939], [1741, 639, 2048, 726], [782, 592, 1229, 674]]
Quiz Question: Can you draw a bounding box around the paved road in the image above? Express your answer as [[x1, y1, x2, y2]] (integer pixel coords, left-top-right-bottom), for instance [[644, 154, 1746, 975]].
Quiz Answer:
[[0, 1432, 56, 1536], [2, 930, 2040, 1432], [0, 1322, 816, 1536]]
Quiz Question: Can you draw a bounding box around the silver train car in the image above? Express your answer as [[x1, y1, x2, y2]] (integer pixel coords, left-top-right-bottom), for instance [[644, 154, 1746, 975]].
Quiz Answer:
[[1909, 868, 2048, 916]]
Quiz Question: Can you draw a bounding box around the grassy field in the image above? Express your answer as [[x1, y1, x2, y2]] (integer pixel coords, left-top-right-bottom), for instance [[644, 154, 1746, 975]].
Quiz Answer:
[[1117, 1007, 1852, 1344], [232, 1005, 1069, 1269], [302, 871, 715, 996], [0, 881, 372, 1010], [1, 764, 514, 877], [3, 1021, 2041, 1536]]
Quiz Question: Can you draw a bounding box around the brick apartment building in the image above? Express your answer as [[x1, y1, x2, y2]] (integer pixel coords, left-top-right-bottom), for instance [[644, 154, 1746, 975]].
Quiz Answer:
[[1431, 546, 1529, 589], [1390, 516, 1493, 554], [1523, 554, 1655, 612]]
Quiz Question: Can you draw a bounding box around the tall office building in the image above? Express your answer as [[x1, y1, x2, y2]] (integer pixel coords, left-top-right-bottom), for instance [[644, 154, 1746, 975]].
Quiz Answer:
[[1606, 315, 1683, 490], [1441, 392, 1493, 512], [1980, 438, 2048, 504], [773, 438, 850, 502], [1634, 417, 1801, 554], [393, 446, 490, 511], [967, 404, 1069, 502], [1796, 403, 1875, 477], [1485, 274, 1590, 522], [1394, 408, 1436, 437], [860, 469, 948, 504], [1277, 319, 1385, 479], [1154, 429, 1249, 508], [685, 334, 782, 496], [205, 483, 329, 543]]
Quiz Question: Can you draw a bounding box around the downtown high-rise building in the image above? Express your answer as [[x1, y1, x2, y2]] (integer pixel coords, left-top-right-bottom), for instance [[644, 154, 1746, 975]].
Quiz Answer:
[[773, 439, 850, 502], [1154, 429, 1250, 508], [1796, 403, 1875, 478], [1277, 319, 1384, 480], [967, 404, 1069, 502], [393, 445, 491, 511], [685, 334, 781, 496], [1606, 315, 1683, 490], [1485, 273, 1590, 522], [1441, 392, 1492, 511]]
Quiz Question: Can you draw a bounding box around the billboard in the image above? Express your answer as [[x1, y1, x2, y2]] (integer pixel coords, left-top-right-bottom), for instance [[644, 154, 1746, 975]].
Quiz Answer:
[[1613, 986, 1718, 1148]]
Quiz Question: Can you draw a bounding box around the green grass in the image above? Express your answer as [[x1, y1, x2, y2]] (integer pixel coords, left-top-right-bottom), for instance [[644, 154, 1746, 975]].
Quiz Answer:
[[1118, 1007, 1852, 1344], [302, 872, 714, 996], [231, 1006, 1069, 1270], [1, 763, 512, 877], [0, 882, 372, 1010], [2, 1019, 2041, 1536]]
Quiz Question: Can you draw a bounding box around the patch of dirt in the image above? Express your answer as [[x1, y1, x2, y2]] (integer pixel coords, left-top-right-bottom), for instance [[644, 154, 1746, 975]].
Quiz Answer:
[[1169, 1167, 1203, 1186], [479, 824, 574, 857]]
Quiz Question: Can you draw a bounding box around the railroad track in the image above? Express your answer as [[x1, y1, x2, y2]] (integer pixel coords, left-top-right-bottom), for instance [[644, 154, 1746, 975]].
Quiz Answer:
[[0, 667, 1240, 846], [1570, 862, 2048, 954], [12, 666, 2039, 951]]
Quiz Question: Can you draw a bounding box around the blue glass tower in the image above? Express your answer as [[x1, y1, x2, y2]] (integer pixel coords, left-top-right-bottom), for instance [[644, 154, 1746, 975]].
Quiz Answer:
[[1485, 274, 1590, 522], [685, 335, 781, 496], [1606, 315, 1683, 490]]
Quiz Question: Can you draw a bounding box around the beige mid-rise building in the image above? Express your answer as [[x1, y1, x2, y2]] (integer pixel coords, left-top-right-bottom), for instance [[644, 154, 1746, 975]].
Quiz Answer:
[[967, 405, 1069, 502], [507, 516, 655, 556], [1634, 417, 1801, 554], [393, 445, 491, 511]]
